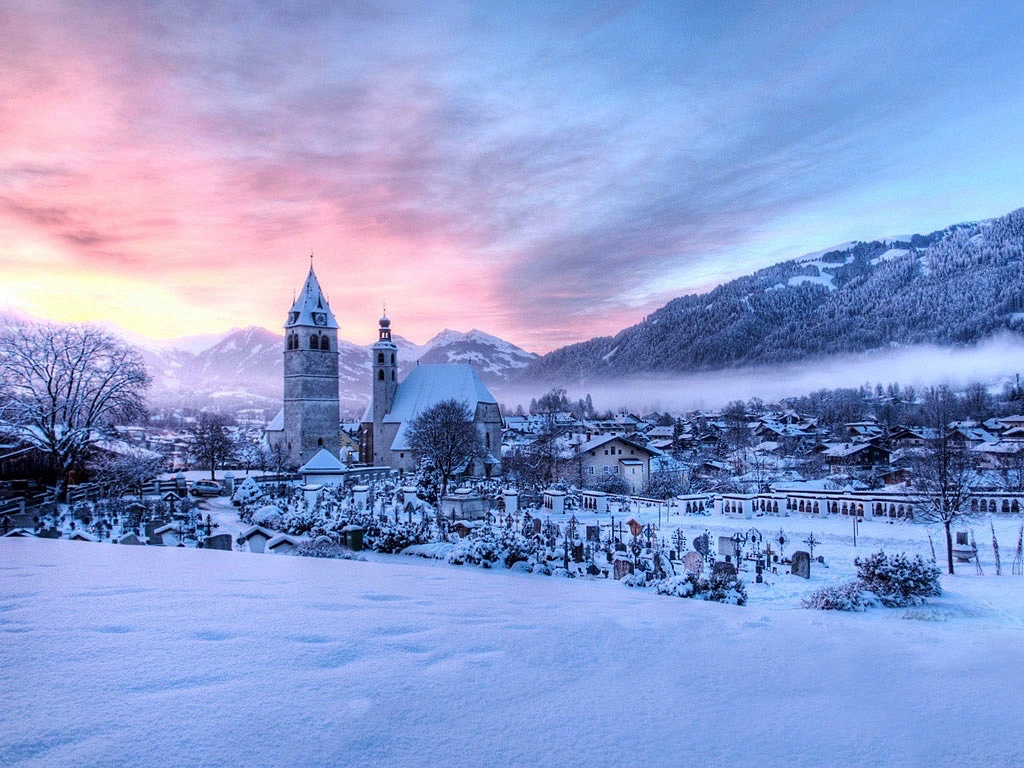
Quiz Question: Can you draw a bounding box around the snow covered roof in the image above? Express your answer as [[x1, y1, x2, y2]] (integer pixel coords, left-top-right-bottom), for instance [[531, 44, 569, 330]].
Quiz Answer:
[[239, 525, 275, 541], [577, 434, 657, 456], [266, 408, 284, 433], [298, 449, 345, 473], [384, 364, 496, 451], [286, 266, 338, 330]]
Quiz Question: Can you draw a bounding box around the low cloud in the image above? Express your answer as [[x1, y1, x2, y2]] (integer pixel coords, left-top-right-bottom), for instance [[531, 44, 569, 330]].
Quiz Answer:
[[494, 334, 1024, 414]]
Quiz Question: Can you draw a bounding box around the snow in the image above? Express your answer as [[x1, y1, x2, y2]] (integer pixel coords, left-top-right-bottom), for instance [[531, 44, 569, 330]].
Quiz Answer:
[[787, 273, 835, 290], [870, 247, 910, 265], [2, 526, 1024, 767]]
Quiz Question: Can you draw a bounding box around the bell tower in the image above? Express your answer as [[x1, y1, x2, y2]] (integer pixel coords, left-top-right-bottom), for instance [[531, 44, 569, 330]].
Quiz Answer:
[[370, 312, 398, 466], [282, 261, 340, 468]]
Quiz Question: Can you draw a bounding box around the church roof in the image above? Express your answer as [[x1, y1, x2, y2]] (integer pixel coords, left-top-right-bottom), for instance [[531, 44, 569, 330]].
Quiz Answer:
[[383, 364, 496, 451], [266, 408, 284, 432], [286, 266, 339, 329]]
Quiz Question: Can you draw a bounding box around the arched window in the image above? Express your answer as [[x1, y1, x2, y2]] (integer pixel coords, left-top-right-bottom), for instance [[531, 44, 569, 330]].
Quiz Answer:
[[378, 369, 384, 381], [391, 370, 396, 381], [320, 337, 330, 351], [310, 335, 318, 349], [318, 438, 324, 447], [377, 352, 384, 364], [286, 335, 293, 350], [391, 353, 395, 365]]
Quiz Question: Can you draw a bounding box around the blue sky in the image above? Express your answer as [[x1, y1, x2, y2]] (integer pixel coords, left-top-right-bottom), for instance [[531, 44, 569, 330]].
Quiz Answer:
[[1, 0, 1023, 350]]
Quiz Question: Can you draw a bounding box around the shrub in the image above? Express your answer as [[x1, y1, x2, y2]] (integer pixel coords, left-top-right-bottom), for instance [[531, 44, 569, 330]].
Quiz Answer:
[[652, 571, 747, 605], [371, 522, 429, 554], [655, 573, 698, 598], [855, 551, 942, 607], [801, 581, 875, 611], [621, 571, 649, 588], [290, 540, 366, 561], [704, 571, 748, 605]]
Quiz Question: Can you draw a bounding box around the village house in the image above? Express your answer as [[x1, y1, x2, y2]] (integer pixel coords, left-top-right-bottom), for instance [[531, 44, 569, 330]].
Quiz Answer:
[[575, 434, 659, 493]]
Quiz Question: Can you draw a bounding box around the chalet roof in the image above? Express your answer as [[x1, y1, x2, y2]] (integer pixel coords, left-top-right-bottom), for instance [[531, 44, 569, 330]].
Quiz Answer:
[[577, 434, 659, 456]]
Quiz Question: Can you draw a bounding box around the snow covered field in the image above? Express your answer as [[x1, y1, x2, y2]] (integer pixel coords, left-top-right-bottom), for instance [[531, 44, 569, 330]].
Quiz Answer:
[[2, 535, 1023, 767]]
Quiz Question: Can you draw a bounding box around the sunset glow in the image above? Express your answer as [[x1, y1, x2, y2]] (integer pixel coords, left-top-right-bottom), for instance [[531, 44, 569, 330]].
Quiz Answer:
[[3, 1, 1024, 351]]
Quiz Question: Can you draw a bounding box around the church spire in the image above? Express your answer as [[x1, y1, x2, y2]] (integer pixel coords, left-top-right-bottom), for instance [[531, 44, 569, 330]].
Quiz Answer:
[[286, 261, 338, 329]]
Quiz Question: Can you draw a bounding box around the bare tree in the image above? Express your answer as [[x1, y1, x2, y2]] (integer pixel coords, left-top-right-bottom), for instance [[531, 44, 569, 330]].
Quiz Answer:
[[186, 413, 236, 480], [0, 322, 150, 501], [908, 386, 979, 575], [89, 450, 167, 499], [406, 399, 483, 498]]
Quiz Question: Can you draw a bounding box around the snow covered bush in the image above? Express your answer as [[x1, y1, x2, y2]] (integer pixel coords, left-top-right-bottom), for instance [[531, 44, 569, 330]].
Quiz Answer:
[[290, 539, 366, 561], [801, 582, 875, 611], [447, 526, 502, 567], [704, 571, 748, 605], [252, 504, 284, 528], [496, 529, 535, 568], [621, 571, 649, 588], [370, 521, 430, 554], [232, 477, 264, 505], [855, 551, 942, 607], [651, 571, 747, 605], [655, 573, 698, 598], [803, 552, 941, 612]]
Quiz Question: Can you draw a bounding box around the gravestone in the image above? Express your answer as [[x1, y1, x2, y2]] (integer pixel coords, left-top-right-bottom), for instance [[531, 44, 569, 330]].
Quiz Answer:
[[204, 533, 232, 551], [712, 561, 736, 578], [572, 543, 584, 562], [683, 551, 704, 576], [532, 518, 543, 535], [613, 555, 634, 580], [791, 550, 811, 579], [693, 534, 710, 557], [586, 524, 600, 543], [718, 536, 736, 557]]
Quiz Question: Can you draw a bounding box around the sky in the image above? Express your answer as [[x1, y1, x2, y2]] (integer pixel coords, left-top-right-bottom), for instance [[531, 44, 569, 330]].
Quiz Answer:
[[2, 1, 1024, 353]]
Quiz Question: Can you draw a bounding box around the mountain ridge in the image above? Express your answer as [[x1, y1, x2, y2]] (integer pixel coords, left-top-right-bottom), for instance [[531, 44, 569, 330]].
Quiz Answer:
[[519, 207, 1024, 383]]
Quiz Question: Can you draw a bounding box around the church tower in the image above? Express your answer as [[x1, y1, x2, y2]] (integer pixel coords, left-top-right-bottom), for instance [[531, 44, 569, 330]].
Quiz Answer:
[[369, 313, 398, 467], [282, 263, 340, 468]]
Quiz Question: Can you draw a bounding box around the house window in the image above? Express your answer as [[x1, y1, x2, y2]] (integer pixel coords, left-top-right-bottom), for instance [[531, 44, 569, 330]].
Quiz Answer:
[[588, 466, 595, 475], [378, 352, 384, 364], [602, 466, 610, 474]]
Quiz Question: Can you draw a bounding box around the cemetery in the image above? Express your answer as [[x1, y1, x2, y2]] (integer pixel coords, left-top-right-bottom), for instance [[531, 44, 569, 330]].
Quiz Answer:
[[14, 466, 1020, 614]]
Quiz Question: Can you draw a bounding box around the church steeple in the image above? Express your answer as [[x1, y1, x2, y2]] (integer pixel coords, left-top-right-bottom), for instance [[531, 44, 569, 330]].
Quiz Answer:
[[285, 263, 338, 330], [371, 311, 399, 463], [276, 260, 341, 469]]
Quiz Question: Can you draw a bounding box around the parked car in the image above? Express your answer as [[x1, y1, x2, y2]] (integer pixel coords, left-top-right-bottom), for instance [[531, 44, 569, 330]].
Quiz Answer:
[[190, 480, 223, 497]]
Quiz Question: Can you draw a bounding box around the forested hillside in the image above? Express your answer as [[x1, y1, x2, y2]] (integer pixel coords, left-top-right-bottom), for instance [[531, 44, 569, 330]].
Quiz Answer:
[[524, 207, 1024, 381]]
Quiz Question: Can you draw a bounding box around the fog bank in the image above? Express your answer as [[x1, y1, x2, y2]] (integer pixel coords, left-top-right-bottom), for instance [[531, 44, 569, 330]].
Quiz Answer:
[[494, 334, 1024, 414]]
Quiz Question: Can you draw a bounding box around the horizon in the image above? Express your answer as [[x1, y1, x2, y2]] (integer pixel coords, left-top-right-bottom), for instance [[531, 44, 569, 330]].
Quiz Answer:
[[3, 3, 1024, 352]]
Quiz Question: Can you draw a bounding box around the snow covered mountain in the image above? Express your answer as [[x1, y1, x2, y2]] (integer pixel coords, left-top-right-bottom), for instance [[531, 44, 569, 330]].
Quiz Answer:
[[523, 206, 1024, 383], [414, 328, 538, 379], [141, 326, 536, 414]]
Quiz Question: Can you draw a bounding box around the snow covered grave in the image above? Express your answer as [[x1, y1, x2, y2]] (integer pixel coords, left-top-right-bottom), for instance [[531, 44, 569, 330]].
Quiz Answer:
[[1, 537, 1023, 767]]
